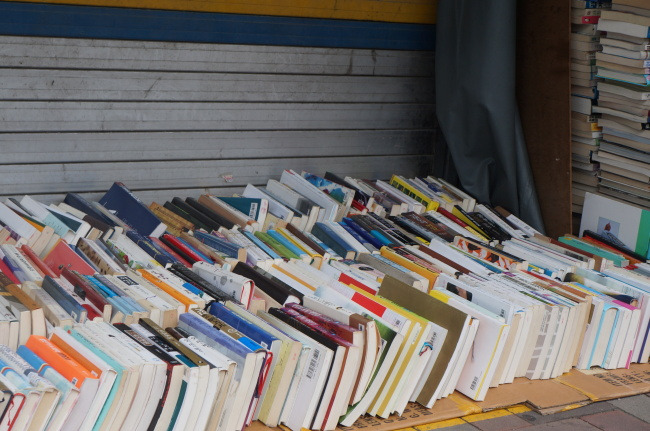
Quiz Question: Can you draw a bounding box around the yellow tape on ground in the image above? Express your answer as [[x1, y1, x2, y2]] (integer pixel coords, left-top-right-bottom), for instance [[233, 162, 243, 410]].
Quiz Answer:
[[414, 418, 466, 430]]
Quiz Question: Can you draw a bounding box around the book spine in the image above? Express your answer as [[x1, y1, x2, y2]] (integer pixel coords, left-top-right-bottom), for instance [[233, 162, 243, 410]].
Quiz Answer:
[[41, 276, 86, 323], [311, 223, 355, 259]]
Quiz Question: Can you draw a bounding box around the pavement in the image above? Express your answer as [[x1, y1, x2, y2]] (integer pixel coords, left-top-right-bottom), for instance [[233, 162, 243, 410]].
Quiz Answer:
[[400, 394, 650, 431]]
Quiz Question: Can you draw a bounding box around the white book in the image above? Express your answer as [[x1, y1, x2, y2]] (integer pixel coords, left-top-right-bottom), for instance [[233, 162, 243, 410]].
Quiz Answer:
[[0, 345, 61, 431], [70, 324, 140, 431], [0, 201, 38, 244], [279, 170, 343, 222], [20, 195, 74, 241], [192, 262, 254, 309], [44, 204, 92, 246], [374, 180, 425, 214], [92, 322, 167, 431], [51, 326, 117, 431], [74, 323, 151, 431], [0, 244, 43, 284], [243, 184, 294, 224], [256, 311, 332, 431]]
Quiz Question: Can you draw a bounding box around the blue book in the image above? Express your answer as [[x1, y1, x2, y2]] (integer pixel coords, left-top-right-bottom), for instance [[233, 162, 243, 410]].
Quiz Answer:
[[242, 231, 282, 260], [176, 237, 212, 263], [208, 303, 280, 350], [311, 222, 356, 260], [93, 275, 147, 314], [193, 231, 240, 258], [339, 221, 376, 252], [64, 193, 116, 226], [218, 197, 265, 221], [41, 276, 87, 323], [343, 217, 383, 249], [126, 230, 179, 267], [99, 182, 167, 238], [179, 313, 260, 356], [85, 276, 139, 316]]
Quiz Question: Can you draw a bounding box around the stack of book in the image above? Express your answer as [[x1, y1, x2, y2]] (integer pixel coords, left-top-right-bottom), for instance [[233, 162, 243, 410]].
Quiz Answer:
[[571, 0, 611, 214], [594, 1, 650, 209], [0, 170, 648, 431]]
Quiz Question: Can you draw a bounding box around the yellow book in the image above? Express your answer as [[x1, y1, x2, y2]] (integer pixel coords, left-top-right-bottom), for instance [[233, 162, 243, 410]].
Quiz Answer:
[[340, 283, 429, 417], [379, 246, 439, 290], [270, 263, 317, 293], [389, 175, 440, 212]]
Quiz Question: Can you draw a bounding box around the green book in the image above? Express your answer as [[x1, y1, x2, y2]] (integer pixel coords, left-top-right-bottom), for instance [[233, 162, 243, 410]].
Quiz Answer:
[[254, 231, 299, 259], [558, 236, 629, 267]]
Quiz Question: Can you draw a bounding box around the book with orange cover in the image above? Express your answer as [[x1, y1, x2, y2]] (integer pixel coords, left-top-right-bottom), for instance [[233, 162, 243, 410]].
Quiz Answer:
[[137, 269, 200, 312], [42, 239, 96, 276], [25, 335, 97, 389]]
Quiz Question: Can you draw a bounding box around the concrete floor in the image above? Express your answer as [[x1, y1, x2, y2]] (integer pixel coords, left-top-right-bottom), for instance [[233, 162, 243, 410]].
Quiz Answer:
[[406, 394, 650, 431]]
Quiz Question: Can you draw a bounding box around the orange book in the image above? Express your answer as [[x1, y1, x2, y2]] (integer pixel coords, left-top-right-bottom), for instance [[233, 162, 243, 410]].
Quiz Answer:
[[42, 239, 95, 276], [137, 269, 197, 311], [49, 332, 102, 378], [25, 335, 97, 389], [22, 217, 45, 232]]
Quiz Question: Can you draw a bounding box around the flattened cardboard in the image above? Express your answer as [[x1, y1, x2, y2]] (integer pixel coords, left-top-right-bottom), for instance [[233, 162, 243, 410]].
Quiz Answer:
[[473, 377, 589, 414], [336, 400, 471, 431], [246, 364, 650, 430], [556, 363, 650, 401]]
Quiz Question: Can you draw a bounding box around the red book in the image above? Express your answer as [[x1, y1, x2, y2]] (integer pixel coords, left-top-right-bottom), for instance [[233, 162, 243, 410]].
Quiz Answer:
[[42, 239, 95, 276], [161, 234, 207, 264], [148, 237, 192, 268], [338, 273, 377, 295], [21, 245, 57, 278], [61, 268, 110, 317], [437, 207, 470, 228], [0, 259, 19, 284], [285, 303, 359, 342]]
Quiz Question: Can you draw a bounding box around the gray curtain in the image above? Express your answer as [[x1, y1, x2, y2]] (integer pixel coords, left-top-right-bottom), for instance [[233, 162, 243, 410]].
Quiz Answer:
[[435, 0, 545, 233]]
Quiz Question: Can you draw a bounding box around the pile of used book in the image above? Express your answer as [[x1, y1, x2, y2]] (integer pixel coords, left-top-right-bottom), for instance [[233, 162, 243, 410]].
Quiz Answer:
[[571, 0, 610, 214], [593, 0, 650, 209], [0, 169, 648, 431]]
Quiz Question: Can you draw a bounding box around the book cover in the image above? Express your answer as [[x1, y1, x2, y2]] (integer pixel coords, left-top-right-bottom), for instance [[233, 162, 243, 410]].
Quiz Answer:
[[99, 182, 167, 238]]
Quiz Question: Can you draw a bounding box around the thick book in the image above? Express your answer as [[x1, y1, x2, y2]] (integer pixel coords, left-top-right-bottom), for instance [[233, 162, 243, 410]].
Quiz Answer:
[[99, 182, 167, 238]]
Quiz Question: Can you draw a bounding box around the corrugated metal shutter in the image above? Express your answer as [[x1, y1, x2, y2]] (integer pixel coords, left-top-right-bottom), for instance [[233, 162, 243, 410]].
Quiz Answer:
[[0, 36, 435, 203]]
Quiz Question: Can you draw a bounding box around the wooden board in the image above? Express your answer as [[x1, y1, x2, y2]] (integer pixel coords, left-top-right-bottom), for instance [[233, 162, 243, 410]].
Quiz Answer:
[[516, 0, 572, 237]]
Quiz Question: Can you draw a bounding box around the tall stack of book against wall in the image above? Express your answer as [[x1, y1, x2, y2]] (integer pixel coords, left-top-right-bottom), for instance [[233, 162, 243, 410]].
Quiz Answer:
[[594, 0, 650, 209], [0, 170, 648, 431], [571, 0, 611, 214]]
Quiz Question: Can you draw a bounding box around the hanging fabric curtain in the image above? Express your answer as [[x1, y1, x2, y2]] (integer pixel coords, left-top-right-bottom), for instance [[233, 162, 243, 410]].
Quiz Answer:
[[434, 0, 545, 233]]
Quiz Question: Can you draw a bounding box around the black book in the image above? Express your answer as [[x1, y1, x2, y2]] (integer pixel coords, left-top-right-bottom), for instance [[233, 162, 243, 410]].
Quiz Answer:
[[64, 193, 117, 226], [184, 198, 235, 230], [583, 229, 647, 261], [170, 198, 222, 232], [231, 262, 302, 305], [163, 201, 212, 232], [469, 212, 511, 242]]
